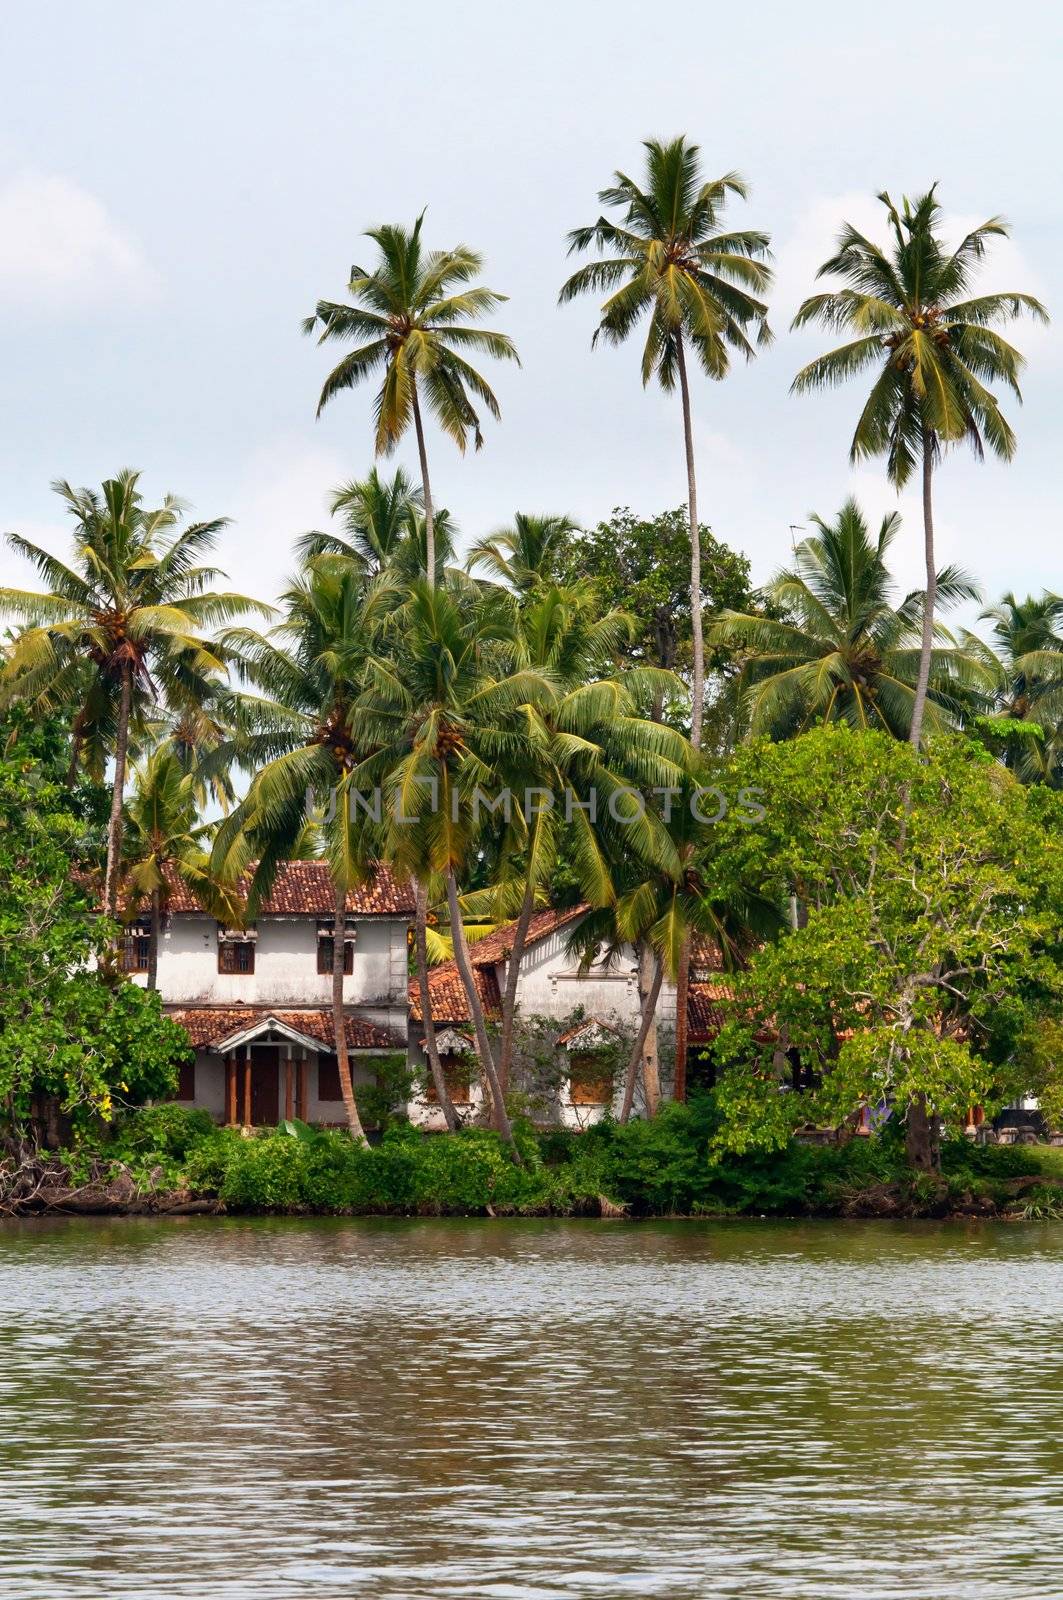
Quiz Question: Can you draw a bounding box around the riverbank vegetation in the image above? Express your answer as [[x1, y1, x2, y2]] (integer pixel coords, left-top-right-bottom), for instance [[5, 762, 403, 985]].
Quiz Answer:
[[1, 137, 1061, 1197], [8, 1103, 1063, 1222]]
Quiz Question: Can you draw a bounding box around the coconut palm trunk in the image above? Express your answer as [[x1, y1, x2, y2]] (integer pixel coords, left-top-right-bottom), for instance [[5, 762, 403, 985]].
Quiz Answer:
[[909, 431, 938, 750], [497, 873, 538, 1097], [636, 939, 661, 1117], [673, 333, 701, 1105], [619, 954, 665, 1123], [675, 331, 704, 753], [147, 887, 161, 992], [331, 880, 369, 1145], [414, 878, 459, 1131], [410, 376, 436, 588], [103, 661, 133, 919], [445, 869, 517, 1149]]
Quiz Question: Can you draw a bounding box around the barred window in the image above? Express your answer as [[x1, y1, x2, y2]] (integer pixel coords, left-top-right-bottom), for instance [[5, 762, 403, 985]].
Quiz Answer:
[[120, 918, 152, 974], [316, 936, 354, 976]]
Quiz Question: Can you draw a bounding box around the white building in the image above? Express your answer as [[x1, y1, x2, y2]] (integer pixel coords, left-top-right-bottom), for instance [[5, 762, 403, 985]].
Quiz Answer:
[[122, 861, 413, 1127], [129, 866, 730, 1129], [408, 904, 729, 1129]]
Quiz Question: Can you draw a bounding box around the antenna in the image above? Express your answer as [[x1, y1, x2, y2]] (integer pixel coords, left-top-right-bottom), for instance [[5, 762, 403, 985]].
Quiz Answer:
[[788, 524, 805, 554]]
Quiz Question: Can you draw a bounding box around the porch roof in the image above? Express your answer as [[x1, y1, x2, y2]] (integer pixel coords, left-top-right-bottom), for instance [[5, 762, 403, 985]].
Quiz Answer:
[[167, 1006, 405, 1054]]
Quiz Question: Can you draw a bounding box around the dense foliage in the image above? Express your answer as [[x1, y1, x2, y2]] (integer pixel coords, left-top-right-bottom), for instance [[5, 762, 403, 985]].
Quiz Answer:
[[0, 738, 192, 1142]]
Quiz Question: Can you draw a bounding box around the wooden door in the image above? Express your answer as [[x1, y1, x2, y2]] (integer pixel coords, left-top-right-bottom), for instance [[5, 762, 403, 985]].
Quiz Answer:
[[251, 1047, 280, 1126]]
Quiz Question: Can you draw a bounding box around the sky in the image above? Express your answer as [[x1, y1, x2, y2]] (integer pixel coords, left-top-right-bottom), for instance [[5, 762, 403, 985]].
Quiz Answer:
[[0, 0, 1059, 638]]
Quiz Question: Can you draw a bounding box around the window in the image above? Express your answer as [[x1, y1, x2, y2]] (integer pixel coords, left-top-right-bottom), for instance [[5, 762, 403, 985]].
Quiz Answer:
[[318, 1054, 342, 1101], [176, 1060, 196, 1101], [119, 918, 152, 974], [316, 936, 354, 976], [569, 1051, 613, 1106], [218, 939, 255, 975], [425, 1054, 472, 1104]]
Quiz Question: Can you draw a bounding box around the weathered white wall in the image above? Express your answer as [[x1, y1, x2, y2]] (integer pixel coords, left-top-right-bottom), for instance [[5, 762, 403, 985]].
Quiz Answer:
[[509, 922, 678, 1028], [133, 914, 409, 1013]]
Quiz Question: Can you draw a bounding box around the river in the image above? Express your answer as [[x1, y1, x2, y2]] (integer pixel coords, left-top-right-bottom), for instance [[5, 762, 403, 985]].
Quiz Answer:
[[1, 1216, 1062, 1598]]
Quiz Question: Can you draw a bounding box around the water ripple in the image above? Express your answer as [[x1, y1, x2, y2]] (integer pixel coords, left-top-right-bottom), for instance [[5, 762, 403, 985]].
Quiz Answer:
[[2, 1217, 1063, 1597]]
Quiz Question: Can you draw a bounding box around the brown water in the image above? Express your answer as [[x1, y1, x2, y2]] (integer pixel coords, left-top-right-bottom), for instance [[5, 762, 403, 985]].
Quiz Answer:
[[2, 1217, 1063, 1598]]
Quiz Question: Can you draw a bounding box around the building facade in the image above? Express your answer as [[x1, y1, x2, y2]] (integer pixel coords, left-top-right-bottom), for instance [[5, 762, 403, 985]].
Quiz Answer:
[[123, 862, 413, 1127]]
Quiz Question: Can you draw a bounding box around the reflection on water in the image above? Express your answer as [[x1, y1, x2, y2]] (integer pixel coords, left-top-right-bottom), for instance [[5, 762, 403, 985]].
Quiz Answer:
[[2, 1217, 1063, 1598]]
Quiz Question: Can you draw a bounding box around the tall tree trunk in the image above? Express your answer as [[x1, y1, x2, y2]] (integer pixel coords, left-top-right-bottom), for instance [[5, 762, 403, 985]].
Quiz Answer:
[[908, 430, 937, 751], [636, 940, 661, 1117], [103, 662, 133, 919], [331, 878, 369, 1145], [673, 934, 691, 1103], [410, 376, 435, 590], [905, 1093, 939, 1172], [673, 334, 701, 1109], [497, 870, 538, 1096], [147, 887, 161, 992], [414, 877, 459, 1132], [674, 331, 703, 752], [445, 868, 517, 1151], [619, 954, 665, 1123]]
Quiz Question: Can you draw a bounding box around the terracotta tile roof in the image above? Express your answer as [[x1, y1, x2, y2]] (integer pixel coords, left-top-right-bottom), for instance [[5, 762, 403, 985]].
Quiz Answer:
[[167, 1006, 405, 1052], [408, 962, 501, 1024], [556, 1017, 621, 1046], [690, 934, 727, 974], [407, 904, 586, 1023], [124, 860, 414, 917], [687, 982, 736, 1043], [466, 903, 589, 967]]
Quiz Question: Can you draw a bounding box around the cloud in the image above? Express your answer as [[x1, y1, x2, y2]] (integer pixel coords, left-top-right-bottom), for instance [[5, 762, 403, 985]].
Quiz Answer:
[[0, 172, 156, 309], [220, 437, 351, 607]]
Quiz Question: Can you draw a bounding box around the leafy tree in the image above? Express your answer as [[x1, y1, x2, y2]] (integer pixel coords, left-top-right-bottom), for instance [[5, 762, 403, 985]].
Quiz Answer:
[[556, 505, 754, 738], [0, 749, 190, 1147], [0, 470, 263, 916], [303, 216, 519, 586], [792, 188, 1048, 748], [709, 726, 1063, 1169], [561, 136, 772, 749], [712, 497, 990, 739]]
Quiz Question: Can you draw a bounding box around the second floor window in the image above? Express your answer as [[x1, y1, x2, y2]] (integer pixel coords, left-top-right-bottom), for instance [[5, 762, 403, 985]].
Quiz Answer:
[[316, 935, 354, 975], [218, 938, 256, 975], [120, 917, 152, 974]]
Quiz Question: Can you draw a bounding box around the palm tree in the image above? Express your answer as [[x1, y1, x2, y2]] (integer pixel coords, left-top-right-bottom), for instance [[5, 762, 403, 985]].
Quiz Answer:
[[355, 580, 557, 1146], [967, 591, 1063, 782], [571, 784, 763, 1117], [560, 136, 772, 751], [467, 512, 579, 592], [123, 745, 241, 989], [791, 187, 1048, 749], [297, 467, 460, 586], [711, 498, 989, 739], [303, 216, 519, 586], [211, 560, 397, 1144], [0, 470, 263, 917], [486, 582, 690, 1097]]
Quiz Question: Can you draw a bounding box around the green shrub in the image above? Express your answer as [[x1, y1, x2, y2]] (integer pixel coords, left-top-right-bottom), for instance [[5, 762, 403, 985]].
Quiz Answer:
[[219, 1136, 310, 1212], [114, 1103, 216, 1160]]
